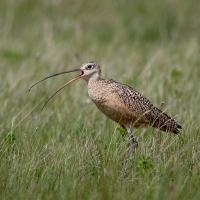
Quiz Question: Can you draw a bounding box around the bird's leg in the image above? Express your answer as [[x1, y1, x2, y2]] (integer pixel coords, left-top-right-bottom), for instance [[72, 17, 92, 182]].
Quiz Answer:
[[126, 127, 138, 153]]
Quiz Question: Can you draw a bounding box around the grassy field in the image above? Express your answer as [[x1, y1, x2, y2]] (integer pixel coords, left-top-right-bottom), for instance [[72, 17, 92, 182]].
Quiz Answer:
[[0, 0, 200, 199]]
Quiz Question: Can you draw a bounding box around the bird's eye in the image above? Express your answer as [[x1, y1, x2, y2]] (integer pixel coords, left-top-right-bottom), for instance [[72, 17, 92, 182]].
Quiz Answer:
[[86, 65, 93, 70]]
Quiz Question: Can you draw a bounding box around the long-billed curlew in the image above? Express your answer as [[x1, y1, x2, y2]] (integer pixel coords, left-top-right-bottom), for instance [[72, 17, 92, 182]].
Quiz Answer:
[[29, 61, 182, 151]]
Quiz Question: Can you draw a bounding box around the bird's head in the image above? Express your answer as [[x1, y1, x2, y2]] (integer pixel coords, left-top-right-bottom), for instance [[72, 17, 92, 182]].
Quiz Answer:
[[80, 61, 101, 81]]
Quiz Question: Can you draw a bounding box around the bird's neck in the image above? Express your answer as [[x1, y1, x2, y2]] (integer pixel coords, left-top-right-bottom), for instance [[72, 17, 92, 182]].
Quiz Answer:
[[87, 73, 101, 83], [87, 74, 105, 103]]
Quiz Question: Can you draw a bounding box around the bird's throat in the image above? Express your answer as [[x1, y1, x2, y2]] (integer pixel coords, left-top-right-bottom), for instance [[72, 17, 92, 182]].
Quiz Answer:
[[86, 73, 101, 83]]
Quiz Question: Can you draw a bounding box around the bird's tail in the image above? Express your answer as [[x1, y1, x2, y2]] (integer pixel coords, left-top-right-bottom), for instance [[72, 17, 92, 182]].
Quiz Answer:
[[151, 107, 182, 134]]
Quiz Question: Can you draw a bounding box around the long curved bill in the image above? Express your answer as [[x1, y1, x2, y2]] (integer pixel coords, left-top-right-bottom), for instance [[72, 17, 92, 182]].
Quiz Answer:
[[41, 75, 82, 110], [29, 68, 81, 92]]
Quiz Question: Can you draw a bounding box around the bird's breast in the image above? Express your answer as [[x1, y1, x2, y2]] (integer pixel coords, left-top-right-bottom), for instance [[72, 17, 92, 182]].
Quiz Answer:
[[87, 80, 135, 125], [88, 80, 107, 103]]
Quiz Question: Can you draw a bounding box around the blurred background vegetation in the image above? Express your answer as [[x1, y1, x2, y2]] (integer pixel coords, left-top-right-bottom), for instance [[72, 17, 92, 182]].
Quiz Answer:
[[0, 0, 200, 199]]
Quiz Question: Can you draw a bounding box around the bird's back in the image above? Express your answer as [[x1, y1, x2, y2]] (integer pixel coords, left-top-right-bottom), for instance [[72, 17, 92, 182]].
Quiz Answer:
[[113, 79, 182, 133]]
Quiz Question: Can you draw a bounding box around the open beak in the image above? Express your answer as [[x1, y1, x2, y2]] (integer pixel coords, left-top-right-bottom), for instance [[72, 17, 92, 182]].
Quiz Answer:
[[41, 74, 82, 110], [29, 68, 82, 92], [29, 68, 84, 109]]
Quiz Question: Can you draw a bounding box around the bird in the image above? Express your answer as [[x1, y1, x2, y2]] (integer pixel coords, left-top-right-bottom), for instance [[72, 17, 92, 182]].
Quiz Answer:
[[29, 61, 182, 152]]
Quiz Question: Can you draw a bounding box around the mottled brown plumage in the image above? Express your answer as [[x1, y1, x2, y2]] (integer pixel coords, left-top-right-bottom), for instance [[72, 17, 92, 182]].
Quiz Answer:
[[88, 78, 181, 134]]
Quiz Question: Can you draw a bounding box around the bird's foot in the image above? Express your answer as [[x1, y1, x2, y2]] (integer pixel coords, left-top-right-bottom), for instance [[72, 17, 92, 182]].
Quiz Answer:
[[127, 135, 138, 155]]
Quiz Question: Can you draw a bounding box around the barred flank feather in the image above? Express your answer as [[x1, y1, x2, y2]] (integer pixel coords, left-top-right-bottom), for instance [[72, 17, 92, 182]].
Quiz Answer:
[[151, 107, 182, 134]]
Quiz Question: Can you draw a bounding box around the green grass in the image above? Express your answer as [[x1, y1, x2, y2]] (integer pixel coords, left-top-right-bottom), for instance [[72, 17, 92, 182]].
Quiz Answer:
[[0, 0, 200, 199]]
